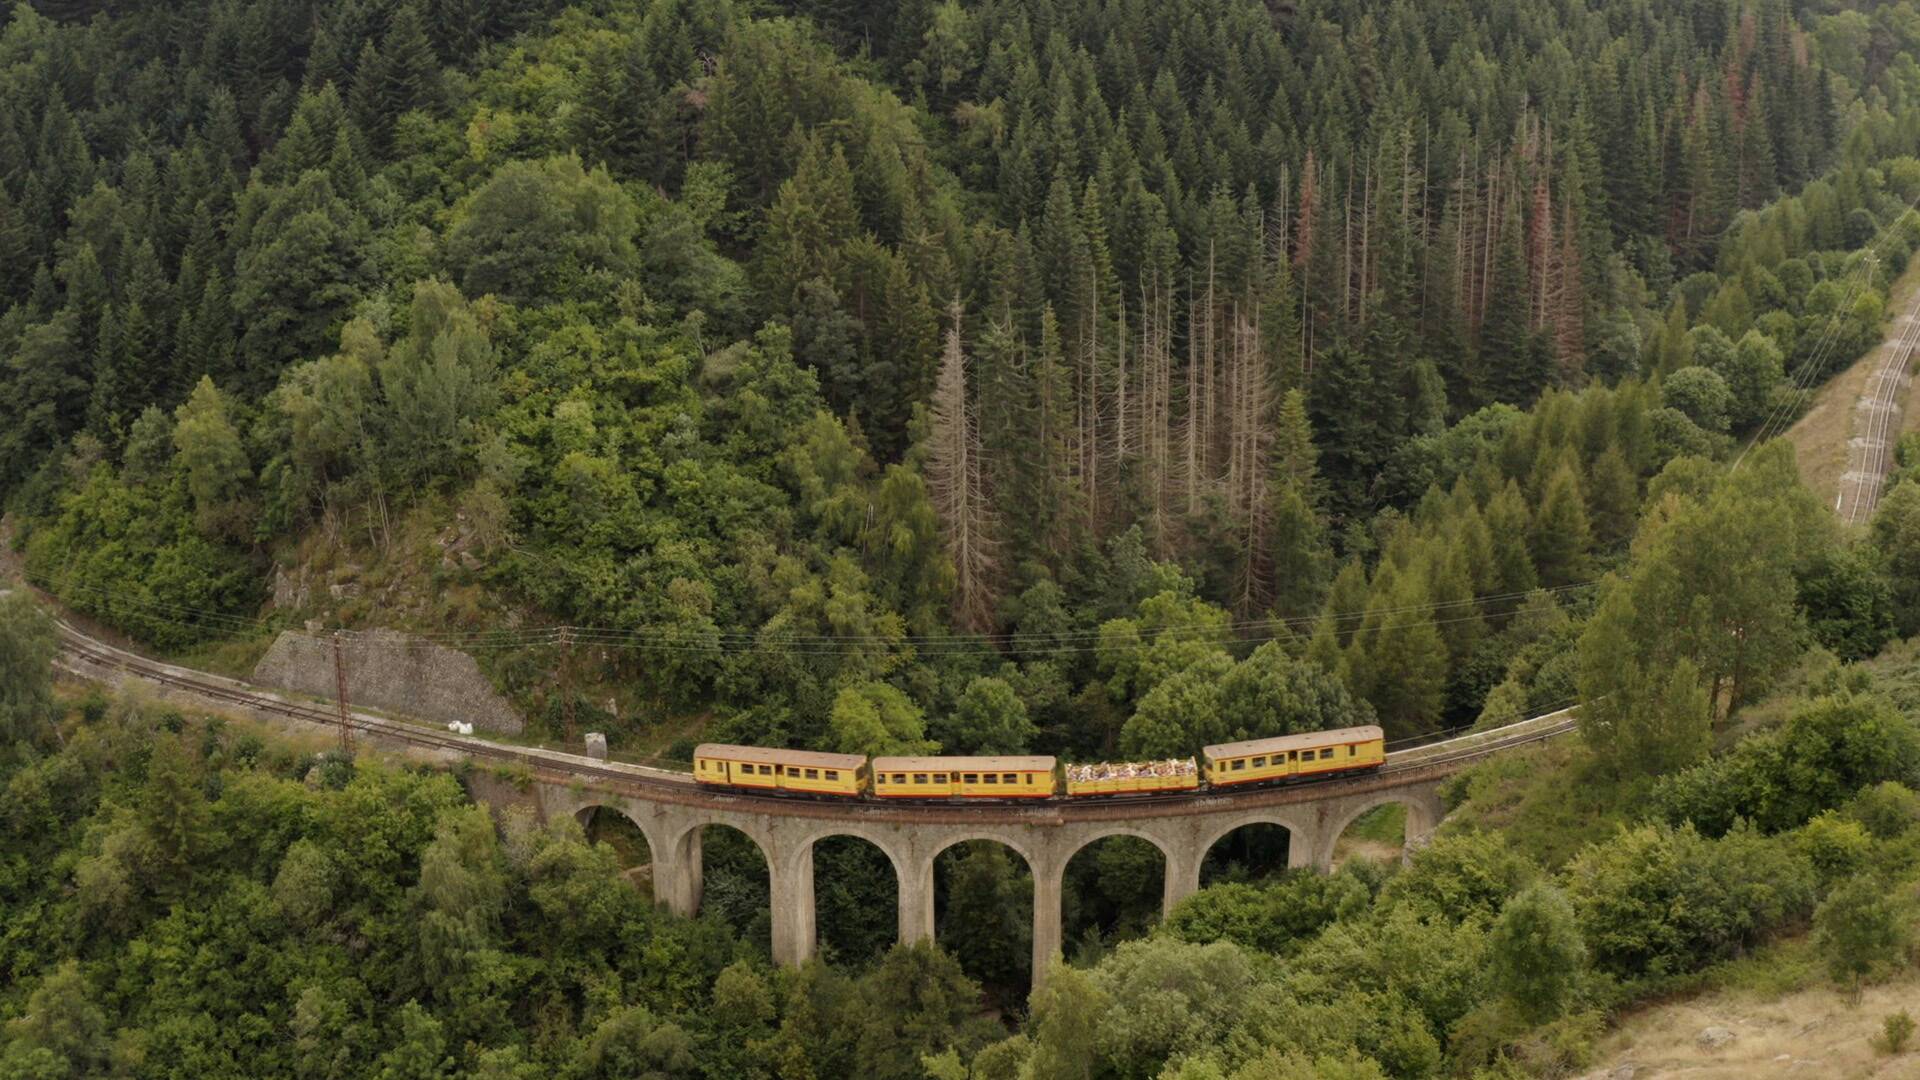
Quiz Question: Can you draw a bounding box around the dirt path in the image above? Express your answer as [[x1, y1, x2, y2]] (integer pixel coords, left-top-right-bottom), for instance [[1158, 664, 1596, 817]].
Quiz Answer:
[[1785, 255, 1920, 512]]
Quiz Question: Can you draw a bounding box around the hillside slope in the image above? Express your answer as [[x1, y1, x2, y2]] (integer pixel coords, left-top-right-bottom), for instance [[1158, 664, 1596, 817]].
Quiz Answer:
[[1785, 254, 1920, 510], [1586, 956, 1919, 1079]]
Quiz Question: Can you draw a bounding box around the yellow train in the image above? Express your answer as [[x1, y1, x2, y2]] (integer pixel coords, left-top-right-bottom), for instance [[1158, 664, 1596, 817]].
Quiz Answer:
[[693, 725, 1385, 801]]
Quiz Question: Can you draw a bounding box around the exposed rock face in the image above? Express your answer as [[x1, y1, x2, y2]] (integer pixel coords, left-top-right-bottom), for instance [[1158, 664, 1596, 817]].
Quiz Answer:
[[252, 629, 524, 735], [1696, 1026, 1737, 1050]]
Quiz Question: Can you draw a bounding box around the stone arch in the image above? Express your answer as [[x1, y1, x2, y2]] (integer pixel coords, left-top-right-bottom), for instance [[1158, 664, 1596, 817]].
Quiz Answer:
[[1325, 785, 1447, 866], [927, 833, 1040, 1002], [1059, 827, 1176, 950], [1061, 826, 1175, 868], [802, 828, 906, 964], [661, 817, 776, 948], [1194, 811, 1315, 888], [570, 801, 663, 888]]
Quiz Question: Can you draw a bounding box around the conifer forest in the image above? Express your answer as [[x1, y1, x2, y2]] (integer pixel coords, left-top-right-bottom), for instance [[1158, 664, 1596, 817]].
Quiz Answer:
[[5, 0, 1920, 1076]]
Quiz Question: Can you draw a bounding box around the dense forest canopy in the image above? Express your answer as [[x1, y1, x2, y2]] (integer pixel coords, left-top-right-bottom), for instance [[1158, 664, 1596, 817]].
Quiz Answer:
[[0, 0, 1918, 754], [6, 0, 1920, 1077]]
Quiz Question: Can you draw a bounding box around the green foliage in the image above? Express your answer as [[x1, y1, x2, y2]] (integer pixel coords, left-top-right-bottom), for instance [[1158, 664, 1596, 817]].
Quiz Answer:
[[828, 681, 937, 757], [444, 155, 639, 306], [939, 677, 1035, 755], [1565, 822, 1815, 979], [1878, 1010, 1915, 1055], [1651, 691, 1920, 836], [1377, 830, 1537, 924], [1579, 445, 1827, 775], [1812, 873, 1915, 990], [0, 594, 57, 749], [1165, 869, 1372, 955], [1485, 885, 1587, 1024]]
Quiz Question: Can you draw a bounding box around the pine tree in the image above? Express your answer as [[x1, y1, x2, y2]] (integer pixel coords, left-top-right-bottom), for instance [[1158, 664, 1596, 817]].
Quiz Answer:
[[1530, 464, 1594, 588], [1479, 199, 1548, 407], [927, 301, 998, 632]]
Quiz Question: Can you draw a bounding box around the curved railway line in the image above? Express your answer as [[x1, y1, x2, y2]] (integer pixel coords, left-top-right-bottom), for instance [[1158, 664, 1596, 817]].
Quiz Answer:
[[49, 613, 1578, 823]]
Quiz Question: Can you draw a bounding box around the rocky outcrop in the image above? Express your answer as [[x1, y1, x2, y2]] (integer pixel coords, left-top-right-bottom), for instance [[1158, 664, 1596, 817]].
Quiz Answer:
[[252, 629, 524, 735]]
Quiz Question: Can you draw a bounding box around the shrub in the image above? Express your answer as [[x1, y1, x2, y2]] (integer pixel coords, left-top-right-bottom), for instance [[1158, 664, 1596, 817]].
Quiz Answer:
[[1566, 823, 1815, 979], [1844, 782, 1920, 840], [1376, 830, 1537, 923], [1877, 1010, 1915, 1055], [1813, 874, 1914, 992], [1652, 693, 1920, 836], [1794, 812, 1873, 888], [1165, 869, 1372, 955]]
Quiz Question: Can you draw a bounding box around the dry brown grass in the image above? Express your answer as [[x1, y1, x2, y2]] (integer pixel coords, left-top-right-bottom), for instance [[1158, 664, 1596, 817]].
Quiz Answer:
[[1587, 964, 1920, 1079], [1785, 254, 1920, 511]]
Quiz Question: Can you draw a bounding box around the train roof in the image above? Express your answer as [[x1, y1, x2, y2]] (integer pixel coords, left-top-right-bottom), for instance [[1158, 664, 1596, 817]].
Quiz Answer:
[[871, 755, 1056, 772], [694, 744, 868, 769], [1203, 726, 1385, 760]]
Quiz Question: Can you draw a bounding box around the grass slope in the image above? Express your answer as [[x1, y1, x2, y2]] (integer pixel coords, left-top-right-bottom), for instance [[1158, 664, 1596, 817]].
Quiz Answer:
[[1785, 252, 1920, 509]]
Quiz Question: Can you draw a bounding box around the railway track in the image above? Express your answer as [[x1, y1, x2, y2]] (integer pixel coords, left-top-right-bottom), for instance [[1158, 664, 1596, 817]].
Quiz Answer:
[[49, 612, 1577, 821], [1840, 304, 1920, 524]]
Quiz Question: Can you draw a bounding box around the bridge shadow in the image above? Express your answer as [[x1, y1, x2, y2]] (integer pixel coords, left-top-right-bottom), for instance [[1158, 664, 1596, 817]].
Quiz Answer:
[[934, 839, 1033, 1005], [1200, 822, 1294, 887], [701, 823, 772, 956], [577, 806, 655, 897], [814, 834, 898, 966], [1062, 835, 1165, 962]]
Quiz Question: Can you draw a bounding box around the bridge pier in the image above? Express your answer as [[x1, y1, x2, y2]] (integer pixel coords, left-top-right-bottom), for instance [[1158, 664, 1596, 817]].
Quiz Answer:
[[1031, 849, 1066, 983], [770, 842, 817, 966], [900, 855, 935, 946], [653, 824, 703, 918], [1162, 845, 1203, 917]]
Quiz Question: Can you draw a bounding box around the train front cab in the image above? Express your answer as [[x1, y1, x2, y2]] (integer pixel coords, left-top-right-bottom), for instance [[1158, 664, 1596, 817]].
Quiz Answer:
[[870, 756, 1057, 798], [1203, 726, 1386, 787], [692, 744, 868, 797]]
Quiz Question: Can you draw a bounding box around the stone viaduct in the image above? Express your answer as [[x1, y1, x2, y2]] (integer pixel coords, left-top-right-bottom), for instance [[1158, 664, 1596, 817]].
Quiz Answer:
[[502, 765, 1453, 986]]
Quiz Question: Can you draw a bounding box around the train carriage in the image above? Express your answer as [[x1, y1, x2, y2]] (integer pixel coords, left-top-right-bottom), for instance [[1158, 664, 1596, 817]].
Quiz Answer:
[[870, 756, 1057, 799], [1063, 758, 1200, 797], [693, 744, 868, 797], [1202, 725, 1385, 787]]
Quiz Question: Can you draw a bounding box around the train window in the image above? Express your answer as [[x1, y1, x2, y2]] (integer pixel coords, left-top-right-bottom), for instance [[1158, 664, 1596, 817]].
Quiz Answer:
[[914, 774, 928, 784], [983, 774, 998, 784], [806, 769, 819, 779], [825, 770, 838, 780], [1320, 748, 1334, 760], [1252, 756, 1266, 767], [1232, 759, 1245, 770], [963, 773, 979, 784], [1289, 751, 1298, 761], [875, 774, 886, 785], [1003, 773, 1017, 783]]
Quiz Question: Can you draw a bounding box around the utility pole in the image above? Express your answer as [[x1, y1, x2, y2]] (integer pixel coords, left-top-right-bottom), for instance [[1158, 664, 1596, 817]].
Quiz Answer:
[[560, 626, 577, 745], [332, 631, 354, 756]]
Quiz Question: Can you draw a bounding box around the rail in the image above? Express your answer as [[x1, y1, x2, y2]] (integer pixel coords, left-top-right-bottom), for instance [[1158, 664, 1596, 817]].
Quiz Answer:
[[48, 612, 1578, 815]]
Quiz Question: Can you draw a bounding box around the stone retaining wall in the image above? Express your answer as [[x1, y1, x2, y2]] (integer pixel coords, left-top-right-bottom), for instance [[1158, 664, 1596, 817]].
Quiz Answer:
[[252, 629, 524, 734]]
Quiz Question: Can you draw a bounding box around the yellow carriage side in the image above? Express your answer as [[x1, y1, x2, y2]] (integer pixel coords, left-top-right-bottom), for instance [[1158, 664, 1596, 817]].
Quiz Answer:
[[693, 744, 868, 797], [871, 756, 1058, 798], [1202, 726, 1386, 787]]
